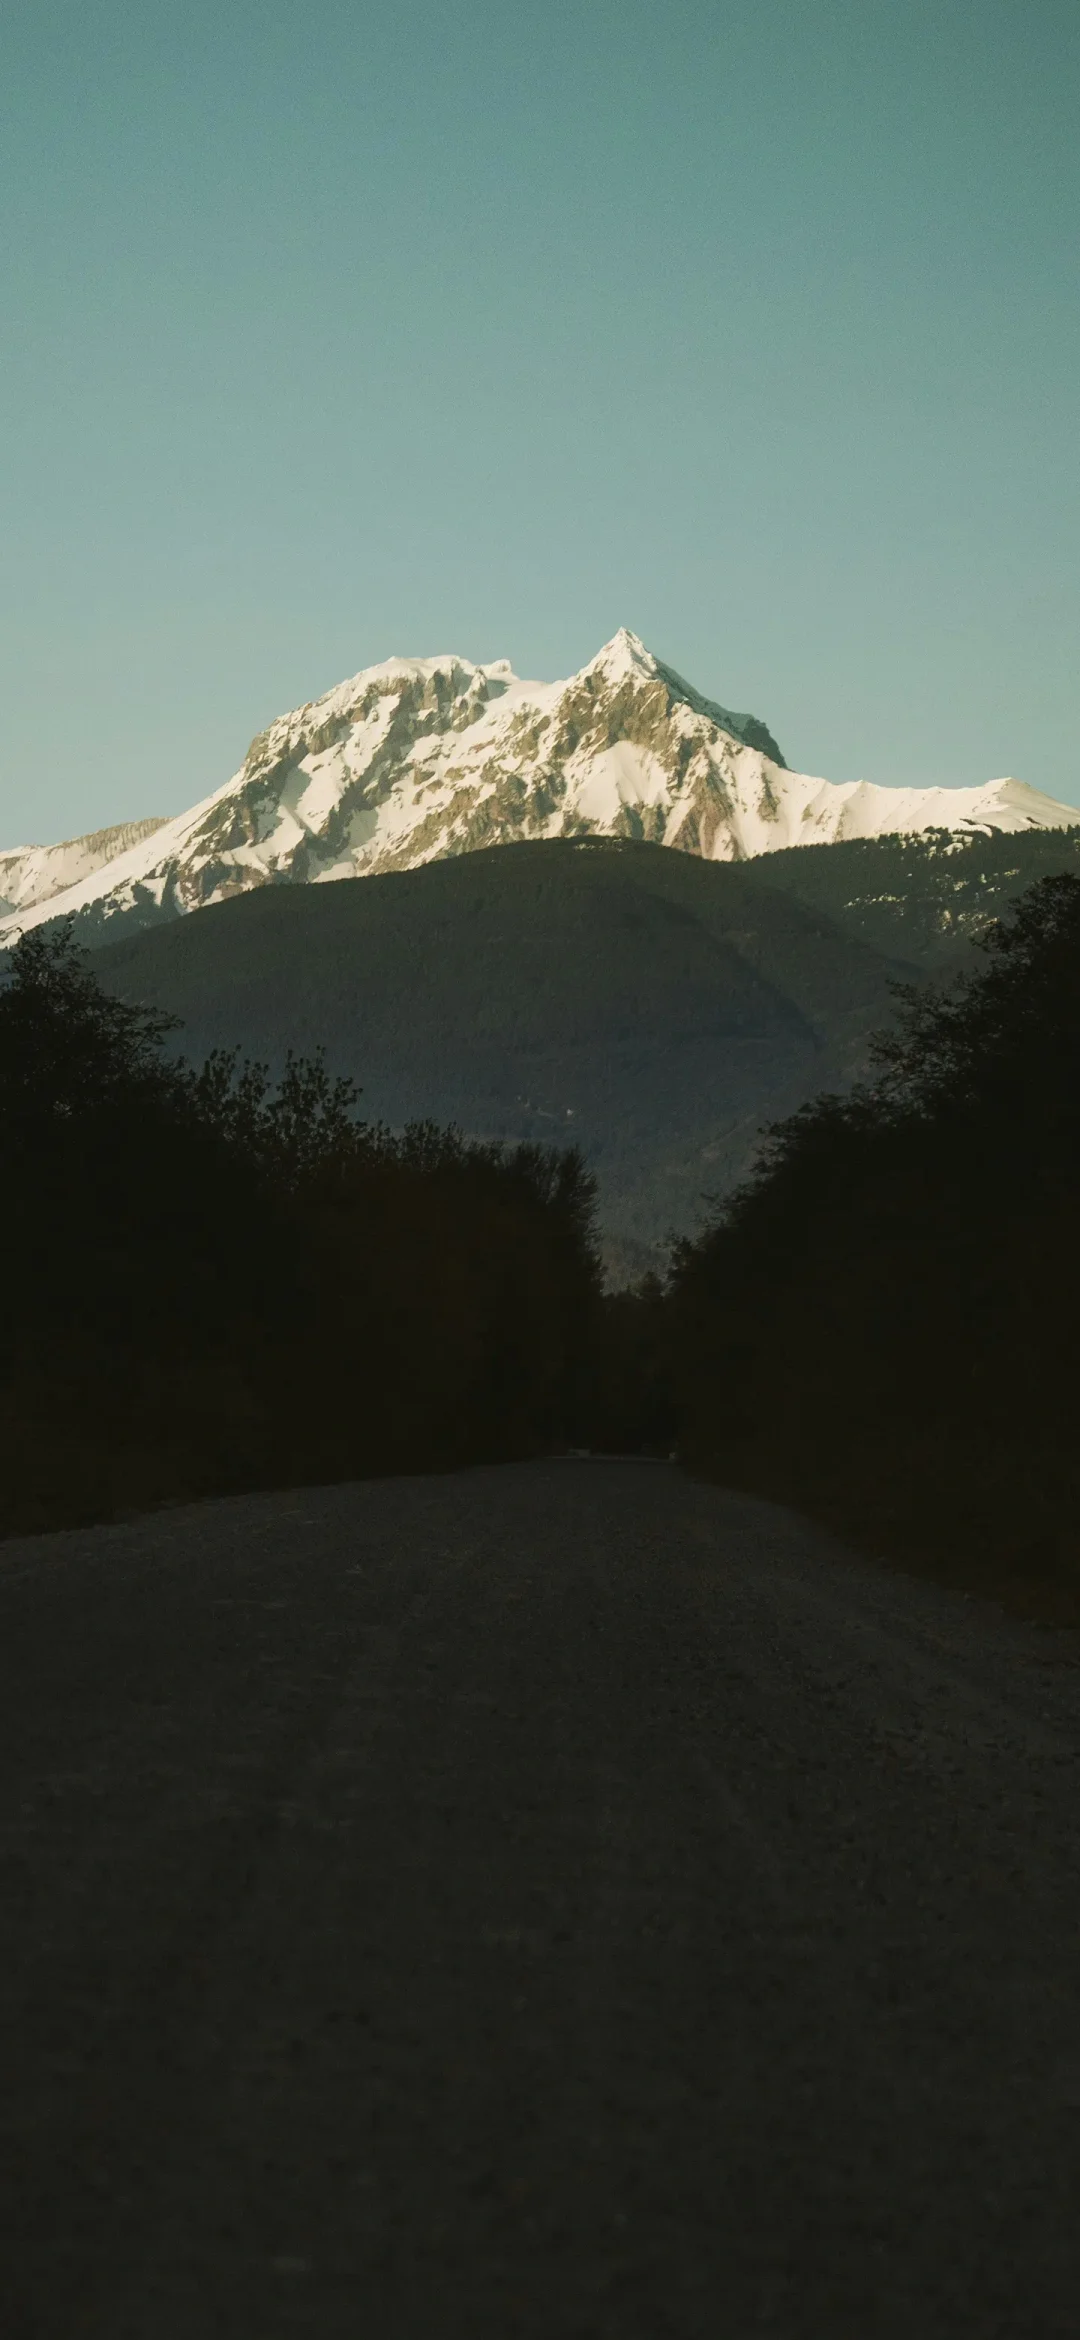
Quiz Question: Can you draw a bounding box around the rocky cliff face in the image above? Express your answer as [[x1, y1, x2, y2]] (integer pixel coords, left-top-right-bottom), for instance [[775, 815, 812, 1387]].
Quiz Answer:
[[2, 631, 1075, 944]]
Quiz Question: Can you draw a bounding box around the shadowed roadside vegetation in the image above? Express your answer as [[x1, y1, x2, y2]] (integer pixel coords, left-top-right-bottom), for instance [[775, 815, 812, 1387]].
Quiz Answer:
[[9, 870, 1080, 1611], [650, 871, 1080, 1613], [0, 927, 599, 1534]]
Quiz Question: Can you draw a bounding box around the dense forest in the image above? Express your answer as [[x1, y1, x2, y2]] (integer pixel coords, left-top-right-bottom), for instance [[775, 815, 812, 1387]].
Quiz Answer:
[[0, 926, 600, 1533], [659, 869, 1080, 1613]]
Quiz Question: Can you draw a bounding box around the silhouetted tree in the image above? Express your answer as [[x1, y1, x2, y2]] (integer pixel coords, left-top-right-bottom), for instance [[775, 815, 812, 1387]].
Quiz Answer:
[[0, 923, 601, 1531], [667, 874, 1080, 1588]]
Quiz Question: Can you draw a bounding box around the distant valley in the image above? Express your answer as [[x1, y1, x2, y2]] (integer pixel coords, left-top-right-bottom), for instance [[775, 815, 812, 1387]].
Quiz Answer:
[[6, 633, 1078, 1273], [93, 827, 1080, 1277]]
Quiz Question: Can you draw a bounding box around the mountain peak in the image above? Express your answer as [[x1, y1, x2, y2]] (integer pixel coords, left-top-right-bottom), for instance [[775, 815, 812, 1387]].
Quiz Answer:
[[2, 636, 1076, 948], [582, 628, 658, 682], [575, 631, 788, 767]]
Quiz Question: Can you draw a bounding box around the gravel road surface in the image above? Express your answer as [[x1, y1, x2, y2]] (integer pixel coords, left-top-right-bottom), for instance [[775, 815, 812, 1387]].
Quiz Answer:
[[2, 1459, 1078, 2338]]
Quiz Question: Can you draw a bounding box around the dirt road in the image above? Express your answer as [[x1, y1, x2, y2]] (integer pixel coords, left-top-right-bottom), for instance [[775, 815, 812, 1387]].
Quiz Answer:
[[2, 1460, 1077, 2337]]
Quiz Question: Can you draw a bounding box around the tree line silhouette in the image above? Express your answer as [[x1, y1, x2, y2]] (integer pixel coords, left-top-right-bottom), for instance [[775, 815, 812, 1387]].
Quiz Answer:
[[0, 925, 600, 1532], [661, 870, 1080, 1600], [5, 872, 1078, 1604]]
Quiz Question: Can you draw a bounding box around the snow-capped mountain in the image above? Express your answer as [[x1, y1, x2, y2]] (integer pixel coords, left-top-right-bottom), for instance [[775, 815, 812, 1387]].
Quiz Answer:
[[0, 820, 168, 919], [2, 631, 1076, 944]]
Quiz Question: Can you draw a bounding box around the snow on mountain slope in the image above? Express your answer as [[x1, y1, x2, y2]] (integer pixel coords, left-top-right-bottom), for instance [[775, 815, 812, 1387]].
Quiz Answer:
[[0, 819, 169, 918], [2, 632, 1075, 944]]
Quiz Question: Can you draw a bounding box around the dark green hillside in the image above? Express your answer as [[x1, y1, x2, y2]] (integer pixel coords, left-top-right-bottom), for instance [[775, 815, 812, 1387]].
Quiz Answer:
[[93, 839, 910, 1276], [754, 824, 1080, 967]]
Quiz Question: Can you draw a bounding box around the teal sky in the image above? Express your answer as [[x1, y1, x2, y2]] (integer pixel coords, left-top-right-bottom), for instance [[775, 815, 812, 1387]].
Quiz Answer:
[[2, 0, 1078, 842]]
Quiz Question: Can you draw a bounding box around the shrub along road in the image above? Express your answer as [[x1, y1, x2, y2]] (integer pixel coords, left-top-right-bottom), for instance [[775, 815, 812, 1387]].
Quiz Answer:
[[2, 1461, 1078, 2338]]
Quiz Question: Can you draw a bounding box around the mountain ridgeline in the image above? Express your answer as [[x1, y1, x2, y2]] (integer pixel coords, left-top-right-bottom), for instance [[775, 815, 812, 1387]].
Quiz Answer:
[[754, 821, 1080, 965], [2, 630, 1076, 949], [91, 825, 1080, 1272]]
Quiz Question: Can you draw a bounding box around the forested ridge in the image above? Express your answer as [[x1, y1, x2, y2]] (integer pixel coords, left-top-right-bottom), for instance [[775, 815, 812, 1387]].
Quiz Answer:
[[755, 821, 1080, 966]]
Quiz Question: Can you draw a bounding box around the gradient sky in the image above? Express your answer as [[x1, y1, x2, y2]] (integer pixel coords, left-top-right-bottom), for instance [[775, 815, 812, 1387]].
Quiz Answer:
[[1, 0, 1077, 843]]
